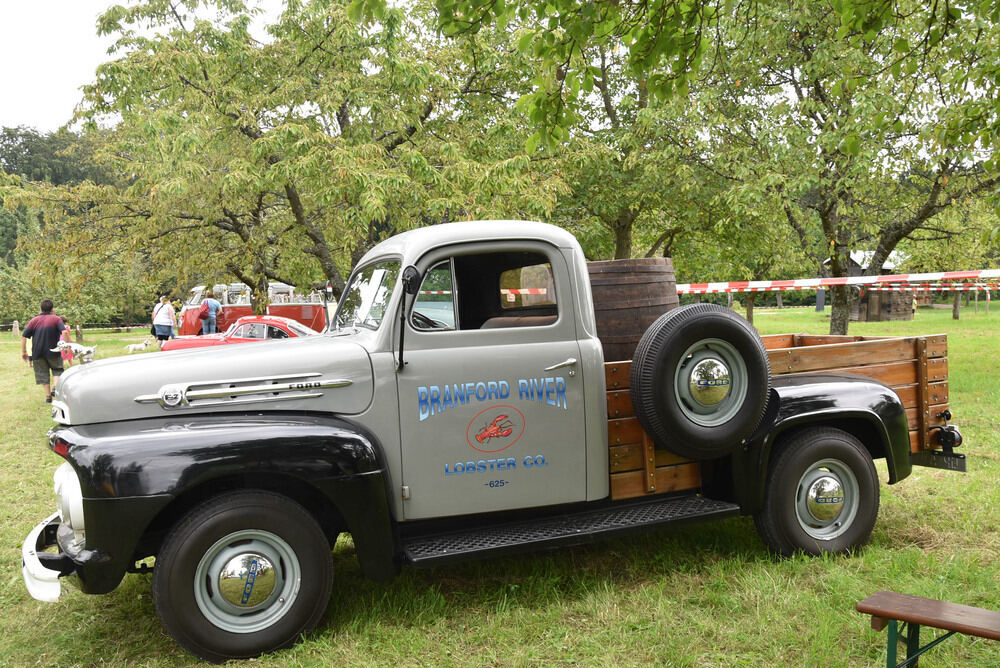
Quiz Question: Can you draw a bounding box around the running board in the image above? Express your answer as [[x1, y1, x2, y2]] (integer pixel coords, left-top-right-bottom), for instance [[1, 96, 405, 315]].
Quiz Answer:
[[401, 495, 740, 567]]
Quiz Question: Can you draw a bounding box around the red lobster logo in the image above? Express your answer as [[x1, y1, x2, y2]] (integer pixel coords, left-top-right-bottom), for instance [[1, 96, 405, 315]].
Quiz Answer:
[[475, 414, 514, 443]]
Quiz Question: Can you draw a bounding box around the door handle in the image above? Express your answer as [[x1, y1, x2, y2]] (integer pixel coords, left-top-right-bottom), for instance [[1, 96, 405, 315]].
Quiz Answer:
[[544, 358, 577, 372]]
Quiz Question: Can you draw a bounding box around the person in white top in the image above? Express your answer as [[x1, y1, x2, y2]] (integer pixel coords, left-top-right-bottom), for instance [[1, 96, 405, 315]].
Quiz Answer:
[[151, 295, 177, 350]]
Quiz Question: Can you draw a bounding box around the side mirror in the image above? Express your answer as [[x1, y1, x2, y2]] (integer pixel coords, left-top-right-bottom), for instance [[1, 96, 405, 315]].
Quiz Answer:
[[397, 266, 422, 372], [401, 266, 421, 295]]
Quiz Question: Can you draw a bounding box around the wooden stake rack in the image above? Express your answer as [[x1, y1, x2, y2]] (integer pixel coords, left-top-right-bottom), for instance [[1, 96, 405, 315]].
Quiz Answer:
[[604, 334, 950, 501]]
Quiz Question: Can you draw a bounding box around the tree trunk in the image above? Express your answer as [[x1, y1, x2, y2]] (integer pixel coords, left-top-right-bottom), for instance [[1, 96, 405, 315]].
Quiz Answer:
[[283, 184, 345, 298], [252, 274, 269, 315], [829, 285, 851, 335], [613, 222, 632, 259], [776, 293, 783, 309], [229, 265, 271, 315], [746, 293, 755, 326], [952, 292, 961, 320]]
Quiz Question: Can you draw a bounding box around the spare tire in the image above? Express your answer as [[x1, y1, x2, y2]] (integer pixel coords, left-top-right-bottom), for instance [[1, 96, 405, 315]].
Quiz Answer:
[[630, 303, 771, 460]]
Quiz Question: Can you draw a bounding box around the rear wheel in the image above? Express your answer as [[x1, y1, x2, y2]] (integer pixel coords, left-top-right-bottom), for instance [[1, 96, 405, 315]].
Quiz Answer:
[[754, 428, 879, 556], [152, 491, 333, 662]]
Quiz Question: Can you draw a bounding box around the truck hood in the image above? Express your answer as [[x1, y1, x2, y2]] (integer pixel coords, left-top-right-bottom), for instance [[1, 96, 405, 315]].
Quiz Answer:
[[52, 335, 374, 426]]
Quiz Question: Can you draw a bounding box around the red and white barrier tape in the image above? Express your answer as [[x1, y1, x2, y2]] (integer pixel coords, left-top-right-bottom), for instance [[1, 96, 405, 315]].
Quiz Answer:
[[866, 284, 999, 291], [677, 269, 1000, 294]]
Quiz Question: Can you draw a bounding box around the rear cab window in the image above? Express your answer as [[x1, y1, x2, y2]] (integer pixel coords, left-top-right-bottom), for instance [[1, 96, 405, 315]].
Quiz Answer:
[[409, 248, 562, 332]]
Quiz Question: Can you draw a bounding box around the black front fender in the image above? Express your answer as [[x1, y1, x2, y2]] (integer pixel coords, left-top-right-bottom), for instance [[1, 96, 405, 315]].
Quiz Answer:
[[732, 374, 911, 513], [51, 412, 397, 593]]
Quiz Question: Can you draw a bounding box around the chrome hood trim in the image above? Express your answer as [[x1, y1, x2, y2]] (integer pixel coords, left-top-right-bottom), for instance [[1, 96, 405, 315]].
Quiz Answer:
[[53, 335, 374, 425], [134, 373, 353, 410]]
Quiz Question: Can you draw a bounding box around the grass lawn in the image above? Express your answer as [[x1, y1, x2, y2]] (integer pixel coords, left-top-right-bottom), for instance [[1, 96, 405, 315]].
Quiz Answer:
[[2, 307, 999, 667]]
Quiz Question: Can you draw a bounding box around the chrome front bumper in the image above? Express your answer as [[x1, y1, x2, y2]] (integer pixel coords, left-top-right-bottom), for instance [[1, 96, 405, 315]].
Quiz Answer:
[[22, 513, 71, 602]]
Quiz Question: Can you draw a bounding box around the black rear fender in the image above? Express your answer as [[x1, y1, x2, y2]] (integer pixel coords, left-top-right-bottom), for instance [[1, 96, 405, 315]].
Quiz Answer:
[[731, 375, 911, 514]]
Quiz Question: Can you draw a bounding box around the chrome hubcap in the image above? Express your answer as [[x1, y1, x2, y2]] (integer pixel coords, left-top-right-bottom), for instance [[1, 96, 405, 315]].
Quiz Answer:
[[688, 358, 732, 407], [193, 529, 301, 633], [217, 553, 277, 609], [674, 338, 748, 427], [806, 475, 845, 522], [795, 459, 859, 540]]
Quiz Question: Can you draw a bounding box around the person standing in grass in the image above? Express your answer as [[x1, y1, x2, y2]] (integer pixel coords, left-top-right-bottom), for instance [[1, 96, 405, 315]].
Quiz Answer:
[[20, 299, 67, 403], [201, 289, 223, 335], [58, 316, 74, 367], [151, 295, 176, 350]]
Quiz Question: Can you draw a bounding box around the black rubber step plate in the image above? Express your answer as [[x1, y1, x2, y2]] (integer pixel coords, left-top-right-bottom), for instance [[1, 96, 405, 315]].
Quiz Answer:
[[402, 495, 740, 566]]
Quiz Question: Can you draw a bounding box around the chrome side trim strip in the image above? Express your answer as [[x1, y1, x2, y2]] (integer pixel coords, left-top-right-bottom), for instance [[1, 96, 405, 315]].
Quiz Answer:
[[134, 374, 353, 409], [185, 379, 352, 401]]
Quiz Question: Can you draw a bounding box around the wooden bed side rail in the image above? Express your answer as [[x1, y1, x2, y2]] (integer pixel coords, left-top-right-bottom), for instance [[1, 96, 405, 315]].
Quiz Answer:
[[764, 334, 949, 452], [761, 333, 893, 350], [604, 362, 701, 500], [766, 334, 947, 375], [605, 333, 951, 477]]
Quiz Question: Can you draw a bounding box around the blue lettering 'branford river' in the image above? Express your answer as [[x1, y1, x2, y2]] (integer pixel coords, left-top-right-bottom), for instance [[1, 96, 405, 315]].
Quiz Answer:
[[418, 377, 568, 421]]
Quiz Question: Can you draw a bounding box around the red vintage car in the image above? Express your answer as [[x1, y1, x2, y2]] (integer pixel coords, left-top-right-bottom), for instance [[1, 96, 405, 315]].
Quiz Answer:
[[161, 315, 321, 351]]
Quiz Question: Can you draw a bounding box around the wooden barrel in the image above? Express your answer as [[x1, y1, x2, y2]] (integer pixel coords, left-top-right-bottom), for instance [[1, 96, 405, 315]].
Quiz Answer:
[[587, 258, 679, 362]]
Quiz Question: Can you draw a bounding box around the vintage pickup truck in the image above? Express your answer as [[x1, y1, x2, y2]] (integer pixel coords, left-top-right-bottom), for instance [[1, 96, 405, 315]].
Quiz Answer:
[[22, 221, 964, 661]]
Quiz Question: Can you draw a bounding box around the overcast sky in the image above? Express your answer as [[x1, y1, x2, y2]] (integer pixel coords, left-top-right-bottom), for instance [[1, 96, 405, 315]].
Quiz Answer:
[[0, 1, 284, 134], [0, 1, 118, 132]]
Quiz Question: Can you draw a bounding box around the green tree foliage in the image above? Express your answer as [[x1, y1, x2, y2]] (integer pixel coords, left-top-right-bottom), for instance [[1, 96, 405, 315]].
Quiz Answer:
[[0, 126, 111, 186], [6, 0, 998, 334], [426, 0, 718, 151], [0, 128, 138, 325], [629, 2, 1000, 333], [551, 47, 679, 259]]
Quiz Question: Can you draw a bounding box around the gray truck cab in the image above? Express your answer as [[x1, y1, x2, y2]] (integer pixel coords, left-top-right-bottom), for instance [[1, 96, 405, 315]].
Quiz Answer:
[[341, 221, 608, 519]]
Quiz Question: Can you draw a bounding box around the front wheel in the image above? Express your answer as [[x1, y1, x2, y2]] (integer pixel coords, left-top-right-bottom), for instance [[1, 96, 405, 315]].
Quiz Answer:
[[152, 491, 333, 662], [754, 428, 879, 556]]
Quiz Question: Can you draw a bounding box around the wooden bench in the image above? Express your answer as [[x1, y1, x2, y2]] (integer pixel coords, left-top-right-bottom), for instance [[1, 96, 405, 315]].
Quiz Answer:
[[857, 591, 1000, 667]]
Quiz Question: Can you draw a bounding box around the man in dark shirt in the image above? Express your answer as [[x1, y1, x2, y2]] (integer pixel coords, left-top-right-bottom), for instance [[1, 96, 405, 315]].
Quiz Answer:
[[21, 299, 67, 403]]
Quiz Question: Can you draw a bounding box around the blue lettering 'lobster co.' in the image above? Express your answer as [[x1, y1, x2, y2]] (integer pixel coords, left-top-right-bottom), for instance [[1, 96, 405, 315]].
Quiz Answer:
[[445, 454, 550, 475], [418, 377, 568, 421]]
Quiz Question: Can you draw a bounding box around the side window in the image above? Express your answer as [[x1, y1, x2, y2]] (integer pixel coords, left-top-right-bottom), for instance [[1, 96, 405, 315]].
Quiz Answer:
[[267, 326, 290, 339], [412, 261, 456, 330], [451, 250, 560, 330], [499, 263, 556, 310], [234, 323, 265, 339]]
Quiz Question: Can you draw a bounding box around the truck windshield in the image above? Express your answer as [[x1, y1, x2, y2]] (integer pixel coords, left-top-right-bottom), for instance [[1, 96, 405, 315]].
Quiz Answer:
[[336, 260, 401, 330]]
